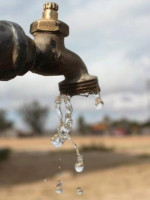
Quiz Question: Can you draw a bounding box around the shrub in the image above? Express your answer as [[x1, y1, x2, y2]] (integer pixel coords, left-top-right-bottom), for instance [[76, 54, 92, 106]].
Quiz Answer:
[[80, 143, 114, 152], [0, 148, 11, 161]]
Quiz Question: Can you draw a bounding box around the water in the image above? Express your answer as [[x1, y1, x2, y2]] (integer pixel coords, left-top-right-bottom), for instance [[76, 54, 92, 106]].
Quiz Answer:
[[58, 165, 61, 170], [76, 187, 83, 195], [75, 154, 84, 172], [56, 180, 63, 194], [95, 93, 104, 110], [50, 95, 73, 148], [43, 178, 47, 182], [50, 92, 103, 195]]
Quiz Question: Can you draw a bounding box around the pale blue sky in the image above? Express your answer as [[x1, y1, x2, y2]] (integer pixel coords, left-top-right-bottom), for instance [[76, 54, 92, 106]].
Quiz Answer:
[[0, 0, 150, 129]]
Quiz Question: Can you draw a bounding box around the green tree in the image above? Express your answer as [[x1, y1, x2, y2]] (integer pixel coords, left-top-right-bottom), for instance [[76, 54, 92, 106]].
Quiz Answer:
[[77, 115, 86, 134], [19, 101, 49, 135], [0, 110, 13, 132]]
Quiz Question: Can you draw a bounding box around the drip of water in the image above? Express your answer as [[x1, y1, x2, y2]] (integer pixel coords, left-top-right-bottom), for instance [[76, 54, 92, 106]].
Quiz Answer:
[[75, 154, 84, 173], [68, 135, 84, 172], [68, 135, 80, 156], [56, 180, 63, 194], [51, 92, 104, 194], [58, 165, 61, 170], [50, 94, 73, 148], [94, 93, 104, 110], [43, 178, 47, 182], [76, 187, 83, 195]]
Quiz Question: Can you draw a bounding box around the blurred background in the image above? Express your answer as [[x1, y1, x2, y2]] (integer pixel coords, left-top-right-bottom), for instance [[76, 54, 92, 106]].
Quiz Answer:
[[0, 0, 150, 200]]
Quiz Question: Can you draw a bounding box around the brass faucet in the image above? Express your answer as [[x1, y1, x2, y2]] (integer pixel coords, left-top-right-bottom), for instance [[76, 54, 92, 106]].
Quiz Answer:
[[0, 2, 100, 96]]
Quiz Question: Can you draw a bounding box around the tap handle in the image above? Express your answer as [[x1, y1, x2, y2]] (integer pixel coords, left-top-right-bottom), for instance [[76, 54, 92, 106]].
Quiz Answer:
[[43, 2, 58, 20], [43, 2, 58, 11]]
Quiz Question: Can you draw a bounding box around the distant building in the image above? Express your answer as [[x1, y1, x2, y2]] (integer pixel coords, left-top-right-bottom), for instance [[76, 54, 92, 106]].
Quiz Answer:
[[91, 123, 109, 135], [111, 128, 127, 136], [141, 127, 150, 135]]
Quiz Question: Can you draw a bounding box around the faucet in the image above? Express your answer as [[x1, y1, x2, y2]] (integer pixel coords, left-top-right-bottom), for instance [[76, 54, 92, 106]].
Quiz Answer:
[[0, 2, 100, 96]]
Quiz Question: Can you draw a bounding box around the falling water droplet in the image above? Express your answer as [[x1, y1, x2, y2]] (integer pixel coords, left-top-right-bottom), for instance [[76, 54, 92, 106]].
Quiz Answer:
[[56, 180, 63, 194], [50, 94, 73, 148], [58, 165, 61, 170], [51, 92, 104, 194], [50, 133, 64, 148], [75, 154, 84, 173], [43, 178, 47, 182], [76, 187, 83, 195], [55, 96, 63, 121], [95, 93, 104, 110]]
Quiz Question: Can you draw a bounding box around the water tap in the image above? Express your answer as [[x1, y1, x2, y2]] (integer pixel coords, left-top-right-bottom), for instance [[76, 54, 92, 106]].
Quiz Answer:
[[0, 2, 101, 96]]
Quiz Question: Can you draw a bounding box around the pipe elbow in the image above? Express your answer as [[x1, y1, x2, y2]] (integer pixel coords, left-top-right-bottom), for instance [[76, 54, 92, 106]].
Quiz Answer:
[[60, 48, 89, 83], [30, 32, 100, 96], [59, 48, 100, 96]]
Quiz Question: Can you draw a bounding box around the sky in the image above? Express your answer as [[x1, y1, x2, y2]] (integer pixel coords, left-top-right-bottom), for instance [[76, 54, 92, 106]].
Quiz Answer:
[[0, 0, 149, 130]]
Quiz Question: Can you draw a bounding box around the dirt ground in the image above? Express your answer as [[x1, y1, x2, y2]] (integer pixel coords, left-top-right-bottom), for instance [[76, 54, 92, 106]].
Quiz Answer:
[[1, 136, 150, 154], [1, 136, 150, 200]]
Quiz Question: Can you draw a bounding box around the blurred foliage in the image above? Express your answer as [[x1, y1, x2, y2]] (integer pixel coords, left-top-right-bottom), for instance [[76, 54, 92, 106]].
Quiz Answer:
[[77, 115, 86, 134], [142, 120, 150, 127], [0, 110, 13, 132], [19, 101, 49, 135], [0, 148, 11, 161], [80, 143, 114, 152], [138, 153, 150, 159], [77, 115, 91, 134]]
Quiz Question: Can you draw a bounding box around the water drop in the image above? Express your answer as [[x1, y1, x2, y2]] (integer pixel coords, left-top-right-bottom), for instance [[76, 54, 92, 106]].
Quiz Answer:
[[55, 96, 62, 121], [58, 165, 61, 170], [75, 155, 84, 173], [76, 187, 83, 195], [56, 180, 63, 194], [51, 94, 74, 148], [95, 93, 104, 110], [50, 133, 64, 148]]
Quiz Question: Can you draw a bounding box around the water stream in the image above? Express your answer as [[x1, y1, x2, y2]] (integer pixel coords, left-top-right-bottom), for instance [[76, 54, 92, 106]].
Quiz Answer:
[[50, 92, 104, 195]]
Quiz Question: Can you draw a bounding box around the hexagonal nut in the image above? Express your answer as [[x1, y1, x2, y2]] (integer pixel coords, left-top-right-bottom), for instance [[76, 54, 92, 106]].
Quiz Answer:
[[30, 19, 69, 37], [44, 2, 58, 11]]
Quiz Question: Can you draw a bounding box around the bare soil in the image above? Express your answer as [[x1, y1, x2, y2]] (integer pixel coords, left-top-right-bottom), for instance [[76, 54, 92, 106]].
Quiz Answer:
[[0, 136, 150, 200]]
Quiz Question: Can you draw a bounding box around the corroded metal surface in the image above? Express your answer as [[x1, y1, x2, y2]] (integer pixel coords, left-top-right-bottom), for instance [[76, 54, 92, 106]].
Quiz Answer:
[[59, 79, 100, 97], [0, 21, 36, 80]]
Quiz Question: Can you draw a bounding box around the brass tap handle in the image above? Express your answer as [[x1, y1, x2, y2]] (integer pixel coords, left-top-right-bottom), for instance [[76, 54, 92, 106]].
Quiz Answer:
[[30, 2, 69, 36], [43, 2, 58, 20], [44, 2, 58, 11]]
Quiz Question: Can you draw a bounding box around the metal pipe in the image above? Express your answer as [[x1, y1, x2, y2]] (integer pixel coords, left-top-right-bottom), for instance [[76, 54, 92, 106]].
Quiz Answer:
[[0, 21, 35, 80]]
